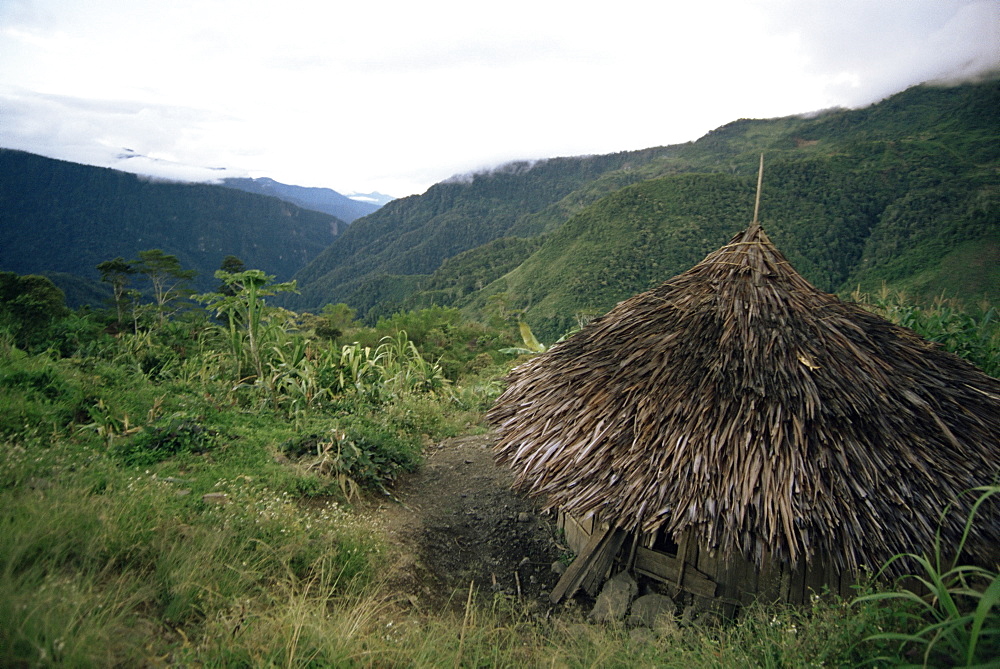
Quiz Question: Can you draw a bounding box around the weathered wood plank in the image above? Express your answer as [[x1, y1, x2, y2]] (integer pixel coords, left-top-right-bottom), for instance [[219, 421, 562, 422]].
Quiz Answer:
[[756, 549, 782, 605], [715, 553, 742, 609], [804, 557, 827, 603], [634, 547, 717, 599], [567, 514, 591, 555], [550, 525, 627, 603], [739, 551, 760, 606], [788, 562, 807, 606], [581, 529, 629, 595]]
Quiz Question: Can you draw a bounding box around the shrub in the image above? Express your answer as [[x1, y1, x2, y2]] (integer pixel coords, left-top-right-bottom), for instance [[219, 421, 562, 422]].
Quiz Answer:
[[281, 415, 421, 498], [0, 354, 87, 437], [113, 418, 219, 466]]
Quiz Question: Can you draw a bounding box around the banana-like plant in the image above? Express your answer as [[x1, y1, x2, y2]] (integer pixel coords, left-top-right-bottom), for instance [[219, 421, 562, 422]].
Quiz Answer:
[[195, 269, 297, 397], [327, 332, 448, 402]]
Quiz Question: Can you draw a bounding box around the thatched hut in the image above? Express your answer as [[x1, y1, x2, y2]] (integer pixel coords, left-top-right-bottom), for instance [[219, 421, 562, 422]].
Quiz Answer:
[[488, 219, 999, 613]]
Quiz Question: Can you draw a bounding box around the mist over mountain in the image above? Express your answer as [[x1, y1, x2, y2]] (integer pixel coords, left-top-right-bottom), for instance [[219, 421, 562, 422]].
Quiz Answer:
[[288, 80, 999, 337], [346, 192, 396, 207]]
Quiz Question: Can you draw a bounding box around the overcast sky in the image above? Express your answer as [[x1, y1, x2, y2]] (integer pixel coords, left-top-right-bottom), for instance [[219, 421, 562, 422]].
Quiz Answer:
[[1, 0, 997, 197]]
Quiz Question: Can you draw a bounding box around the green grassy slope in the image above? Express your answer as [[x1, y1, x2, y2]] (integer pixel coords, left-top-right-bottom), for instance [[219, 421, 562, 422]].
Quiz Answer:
[[469, 139, 997, 339], [287, 150, 683, 313]]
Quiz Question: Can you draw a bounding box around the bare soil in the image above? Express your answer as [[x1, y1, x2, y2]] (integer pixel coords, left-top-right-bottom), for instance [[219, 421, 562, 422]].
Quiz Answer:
[[362, 434, 567, 613]]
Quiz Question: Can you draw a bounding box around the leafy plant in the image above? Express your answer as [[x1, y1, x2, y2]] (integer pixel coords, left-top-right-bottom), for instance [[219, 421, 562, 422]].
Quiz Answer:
[[195, 269, 298, 398], [853, 287, 999, 376], [281, 416, 420, 497], [113, 417, 218, 466], [852, 486, 1000, 666]]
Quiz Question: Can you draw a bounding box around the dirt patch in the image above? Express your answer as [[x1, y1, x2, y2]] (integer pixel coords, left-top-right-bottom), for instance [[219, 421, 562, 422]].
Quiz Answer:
[[362, 434, 568, 613]]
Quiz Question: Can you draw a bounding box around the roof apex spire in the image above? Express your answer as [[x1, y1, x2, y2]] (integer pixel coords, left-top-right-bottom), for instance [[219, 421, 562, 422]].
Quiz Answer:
[[751, 153, 764, 231]]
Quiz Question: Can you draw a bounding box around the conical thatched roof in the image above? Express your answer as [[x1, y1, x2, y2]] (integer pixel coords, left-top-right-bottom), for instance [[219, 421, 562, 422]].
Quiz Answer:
[[489, 223, 1000, 573]]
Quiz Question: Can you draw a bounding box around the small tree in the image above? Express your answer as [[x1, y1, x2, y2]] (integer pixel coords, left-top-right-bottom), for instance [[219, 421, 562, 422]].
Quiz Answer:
[[196, 269, 297, 385], [217, 255, 246, 296], [135, 249, 196, 325], [315, 303, 357, 340], [0, 271, 69, 348], [96, 257, 136, 325]]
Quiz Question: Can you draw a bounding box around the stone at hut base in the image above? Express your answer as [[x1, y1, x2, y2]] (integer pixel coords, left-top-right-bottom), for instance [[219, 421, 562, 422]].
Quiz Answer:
[[588, 571, 637, 623], [628, 593, 676, 628]]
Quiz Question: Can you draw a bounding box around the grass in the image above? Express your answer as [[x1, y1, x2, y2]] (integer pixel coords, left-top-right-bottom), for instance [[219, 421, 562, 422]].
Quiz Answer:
[[0, 463, 382, 666], [7, 427, 990, 667], [852, 486, 1000, 667], [1, 298, 997, 666]]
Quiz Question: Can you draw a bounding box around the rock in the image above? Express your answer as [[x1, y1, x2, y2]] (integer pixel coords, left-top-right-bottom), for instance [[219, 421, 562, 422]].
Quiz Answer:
[[629, 627, 657, 644], [202, 492, 229, 504], [517, 512, 531, 523], [654, 614, 681, 640], [628, 593, 676, 628], [551, 560, 567, 575], [557, 622, 591, 639], [589, 571, 637, 623]]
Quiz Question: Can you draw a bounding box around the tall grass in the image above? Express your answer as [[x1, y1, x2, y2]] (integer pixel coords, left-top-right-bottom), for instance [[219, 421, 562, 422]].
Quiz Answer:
[[852, 486, 1000, 667], [0, 465, 381, 666]]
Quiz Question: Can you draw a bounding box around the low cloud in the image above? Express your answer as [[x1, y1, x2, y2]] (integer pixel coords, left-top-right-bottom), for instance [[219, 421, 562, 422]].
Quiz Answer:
[[0, 87, 249, 182]]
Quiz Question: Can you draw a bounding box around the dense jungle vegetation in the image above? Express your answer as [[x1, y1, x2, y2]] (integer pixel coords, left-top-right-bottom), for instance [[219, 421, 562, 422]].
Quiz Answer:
[[1, 259, 997, 666]]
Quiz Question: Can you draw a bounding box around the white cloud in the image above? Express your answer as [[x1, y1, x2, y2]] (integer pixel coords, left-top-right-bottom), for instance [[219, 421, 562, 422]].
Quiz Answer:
[[0, 0, 997, 197]]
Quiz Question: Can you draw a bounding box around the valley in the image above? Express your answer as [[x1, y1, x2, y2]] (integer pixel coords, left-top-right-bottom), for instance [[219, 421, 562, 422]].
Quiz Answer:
[[0, 77, 997, 667]]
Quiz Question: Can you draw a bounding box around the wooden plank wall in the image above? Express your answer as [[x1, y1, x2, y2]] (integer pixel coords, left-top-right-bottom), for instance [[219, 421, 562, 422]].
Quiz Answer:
[[557, 511, 861, 611], [558, 510, 596, 556]]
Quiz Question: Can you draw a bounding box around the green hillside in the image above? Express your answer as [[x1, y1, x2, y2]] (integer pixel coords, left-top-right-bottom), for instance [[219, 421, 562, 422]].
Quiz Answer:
[[0, 150, 345, 301], [473, 141, 998, 339], [287, 148, 683, 314], [292, 80, 998, 334]]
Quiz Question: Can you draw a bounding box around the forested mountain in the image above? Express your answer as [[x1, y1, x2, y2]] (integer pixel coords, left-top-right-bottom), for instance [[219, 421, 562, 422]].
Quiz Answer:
[[291, 80, 999, 335], [220, 177, 382, 222], [285, 147, 683, 312], [0, 150, 346, 301]]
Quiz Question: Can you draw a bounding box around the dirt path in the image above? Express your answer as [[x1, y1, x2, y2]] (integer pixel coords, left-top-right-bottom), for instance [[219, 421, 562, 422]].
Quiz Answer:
[[362, 434, 567, 613]]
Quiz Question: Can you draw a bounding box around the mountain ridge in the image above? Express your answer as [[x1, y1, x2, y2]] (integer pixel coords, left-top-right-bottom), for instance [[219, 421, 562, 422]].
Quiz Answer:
[[289, 80, 999, 333], [0, 149, 346, 302], [219, 177, 384, 223]]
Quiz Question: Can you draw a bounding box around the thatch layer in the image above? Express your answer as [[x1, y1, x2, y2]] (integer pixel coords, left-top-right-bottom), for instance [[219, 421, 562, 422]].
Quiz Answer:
[[489, 224, 1000, 573]]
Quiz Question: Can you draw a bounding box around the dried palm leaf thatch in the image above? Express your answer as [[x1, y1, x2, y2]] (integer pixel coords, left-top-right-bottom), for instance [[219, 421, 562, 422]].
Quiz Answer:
[[489, 223, 1000, 574]]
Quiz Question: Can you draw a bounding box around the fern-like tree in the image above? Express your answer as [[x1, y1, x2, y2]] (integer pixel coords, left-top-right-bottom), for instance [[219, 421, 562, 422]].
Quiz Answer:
[[96, 257, 136, 325], [135, 249, 196, 325]]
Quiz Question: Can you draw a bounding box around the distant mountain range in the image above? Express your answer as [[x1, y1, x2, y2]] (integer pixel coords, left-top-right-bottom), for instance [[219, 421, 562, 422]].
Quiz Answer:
[[285, 79, 999, 338], [1, 80, 996, 330], [0, 150, 347, 305], [219, 177, 388, 223]]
